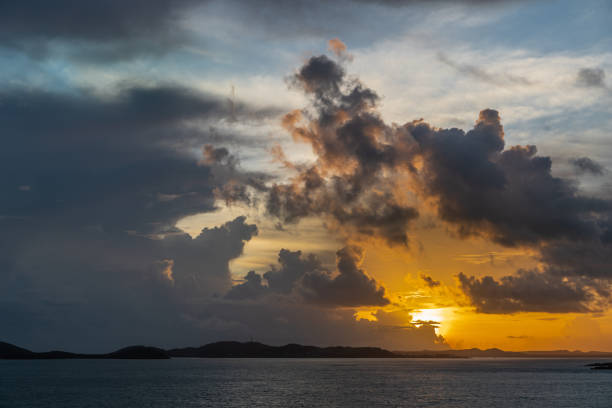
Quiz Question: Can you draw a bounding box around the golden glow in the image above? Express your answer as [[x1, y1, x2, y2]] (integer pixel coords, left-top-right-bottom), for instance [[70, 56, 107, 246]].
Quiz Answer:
[[178, 208, 612, 351], [411, 308, 444, 324], [410, 308, 455, 337]]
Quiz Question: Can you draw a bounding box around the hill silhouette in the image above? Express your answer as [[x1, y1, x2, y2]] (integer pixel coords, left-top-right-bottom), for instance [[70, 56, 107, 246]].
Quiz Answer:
[[0, 342, 169, 359], [3, 340, 612, 360], [168, 341, 402, 358]]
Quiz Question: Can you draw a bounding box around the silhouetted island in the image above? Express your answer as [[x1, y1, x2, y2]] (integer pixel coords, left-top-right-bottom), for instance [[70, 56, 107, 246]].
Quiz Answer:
[[586, 362, 612, 370], [0, 342, 169, 359], [3, 340, 612, 360], [168, 341, 407, 358], [1, 340, 459, 359]]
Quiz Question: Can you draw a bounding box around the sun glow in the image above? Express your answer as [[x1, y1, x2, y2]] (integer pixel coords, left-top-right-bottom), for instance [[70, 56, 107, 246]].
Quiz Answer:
[[411, 308, 451, 335]]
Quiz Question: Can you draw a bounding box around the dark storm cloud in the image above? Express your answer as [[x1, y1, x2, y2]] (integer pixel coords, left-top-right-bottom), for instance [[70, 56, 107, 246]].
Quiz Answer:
[[268, 52, 612, 314], [0, 81, 278, 351], [300, 246, 390, 306], [0, 85, 273, 232], [224, 270, 268, 300], [264, 249, 326, 294], [202, 145, 271, 206], [457, 270, 604, 314], [576, 68, 606, 88], [410, 113, 611, 246], [0, 0, 525, 62], [0, 216, 258, 351], [571, 157, 606, 175], [539, 241, 612, 280], [0, 0, 204, 60], [226, 246, 390, 307], [270, 54, 611, 248]]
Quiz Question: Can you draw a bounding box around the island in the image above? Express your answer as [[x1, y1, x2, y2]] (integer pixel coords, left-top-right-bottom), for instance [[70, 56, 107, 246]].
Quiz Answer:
[[586, 362, 612, 370], [0, 341, 169, 359], [3, 340, 612, 361]]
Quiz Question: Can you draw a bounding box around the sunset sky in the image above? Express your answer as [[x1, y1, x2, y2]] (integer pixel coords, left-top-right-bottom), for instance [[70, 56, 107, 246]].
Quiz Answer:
[[1, 0, 611, 353]]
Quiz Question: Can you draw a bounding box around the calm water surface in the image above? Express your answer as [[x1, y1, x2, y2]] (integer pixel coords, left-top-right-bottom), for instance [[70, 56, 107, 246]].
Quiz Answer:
[[1, 358, 611, 407]]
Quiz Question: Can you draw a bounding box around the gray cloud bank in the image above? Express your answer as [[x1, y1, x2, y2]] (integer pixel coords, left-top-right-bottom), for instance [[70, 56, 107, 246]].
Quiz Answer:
[[0, 0, 521, 62]]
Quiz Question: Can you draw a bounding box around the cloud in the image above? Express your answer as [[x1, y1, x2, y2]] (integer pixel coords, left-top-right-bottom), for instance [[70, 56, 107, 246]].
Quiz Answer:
[[328, 38, 348, 56], [437, 52, 532, 86], [0, 216, 258, 351], [457, 270, 601, 314], [265, 52, 612, 315], [354, 0, 513, 4], [0, 0, 204, 60], [328, 38, 353, 62], [576, 68, 606, 88], [421, 274, 441, 288], [192, 301, 446, 351], [0, 80, 275, 351], [571, 157, 606, 175], [0, 85, 274, 233], [226, 245, 390, 307], [264, 249, 326, 294], [269, 54, 611, 249], [225, 270, 267, 300], [300, 246, 390, 306], [154, 259, 176, 284], [411, 112, 611, 246], [539, 240, 612, 280], [267, 55, 419, 245]]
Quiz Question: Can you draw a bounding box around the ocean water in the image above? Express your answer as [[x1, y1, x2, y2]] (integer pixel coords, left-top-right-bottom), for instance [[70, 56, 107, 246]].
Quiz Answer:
[[1, 358, 611, 407]]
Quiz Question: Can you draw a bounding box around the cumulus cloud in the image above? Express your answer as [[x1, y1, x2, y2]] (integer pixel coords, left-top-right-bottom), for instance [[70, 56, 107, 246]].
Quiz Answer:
[[264, 52, 612, 315], [267, 54, 419, 245], [571, 157, 606, 175], [457, 270, 606, 314], [225, 270, 267, 300], [269, 53, 611, 246], [265, 249, 326, 294], [411, 113, 611, 246], [300, 246, 390, 306], [576, 67, 606, 88], [226, 246, 390, 307]]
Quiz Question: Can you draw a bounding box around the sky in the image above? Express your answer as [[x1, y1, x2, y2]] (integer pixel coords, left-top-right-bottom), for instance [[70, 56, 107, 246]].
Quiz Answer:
[[1, 0, 611, 353]]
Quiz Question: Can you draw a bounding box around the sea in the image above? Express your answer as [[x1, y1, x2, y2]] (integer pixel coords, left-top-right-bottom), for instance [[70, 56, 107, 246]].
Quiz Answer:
[[1, 358, 611, 407]]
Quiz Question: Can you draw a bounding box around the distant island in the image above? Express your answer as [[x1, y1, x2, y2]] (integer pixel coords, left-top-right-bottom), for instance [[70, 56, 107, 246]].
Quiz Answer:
[[168, 341, 419, 358], [586, 362, 612, 370], [0, 342, 169, 360], [3, 340, 612, 360]]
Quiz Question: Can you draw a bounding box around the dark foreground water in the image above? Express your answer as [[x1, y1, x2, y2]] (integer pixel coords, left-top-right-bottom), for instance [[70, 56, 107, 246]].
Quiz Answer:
[[1, 358, 611, 407]]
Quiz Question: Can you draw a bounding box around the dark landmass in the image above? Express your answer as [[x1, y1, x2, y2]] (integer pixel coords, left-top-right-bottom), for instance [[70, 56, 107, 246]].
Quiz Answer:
[[168, 341, 410, 358], [0, 342, 169, 359], [586, 362, 612, 370], [3, 340, 612, 360]]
